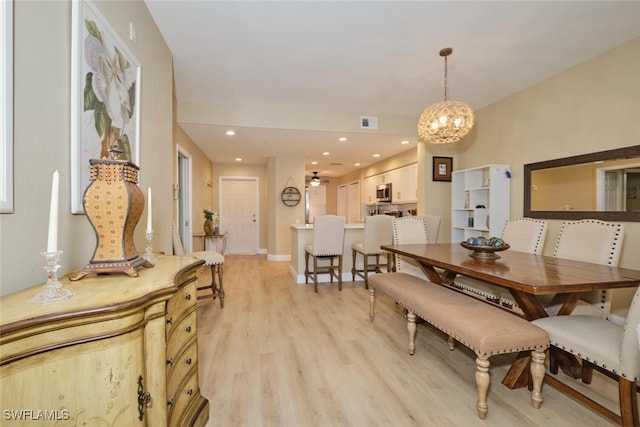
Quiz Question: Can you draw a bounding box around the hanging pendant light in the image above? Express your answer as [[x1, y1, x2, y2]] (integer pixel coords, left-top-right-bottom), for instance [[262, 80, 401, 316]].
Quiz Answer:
[[310, 171, 321, 187], [417, 47, 475, 144]]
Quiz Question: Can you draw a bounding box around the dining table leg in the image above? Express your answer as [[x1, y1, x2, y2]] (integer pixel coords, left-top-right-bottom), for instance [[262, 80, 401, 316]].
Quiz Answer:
[[501, 291, 583, 389]]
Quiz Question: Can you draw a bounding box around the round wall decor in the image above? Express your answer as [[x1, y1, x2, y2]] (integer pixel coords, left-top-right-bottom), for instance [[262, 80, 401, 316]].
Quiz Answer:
[[281, 186, 301, 206]]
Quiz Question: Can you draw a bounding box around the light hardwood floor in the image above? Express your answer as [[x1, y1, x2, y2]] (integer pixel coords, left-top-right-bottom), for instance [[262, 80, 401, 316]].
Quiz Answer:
[[196, 255, 631, 426]]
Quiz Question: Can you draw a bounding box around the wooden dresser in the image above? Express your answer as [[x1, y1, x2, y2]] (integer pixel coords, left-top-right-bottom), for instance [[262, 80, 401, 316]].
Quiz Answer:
[[0, 255, 209, 426]]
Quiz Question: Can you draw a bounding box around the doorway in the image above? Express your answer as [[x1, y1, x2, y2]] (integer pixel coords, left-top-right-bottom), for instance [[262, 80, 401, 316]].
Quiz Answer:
[[220, 177, 259, 254], [176, 146, 192, 253]]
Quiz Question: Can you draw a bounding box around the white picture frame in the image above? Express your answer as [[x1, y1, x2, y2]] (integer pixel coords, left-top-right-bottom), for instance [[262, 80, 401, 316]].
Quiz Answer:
[[1, 0, 13, 213], [71, 0, 141, 214]]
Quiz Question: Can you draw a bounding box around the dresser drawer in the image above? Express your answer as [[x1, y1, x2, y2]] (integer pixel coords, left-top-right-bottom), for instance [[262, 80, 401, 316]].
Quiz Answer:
[[167, 338, 198, 398], [167, 308, 197, 357], [167, 281, 196, 319], [167, 370, 200, 426]]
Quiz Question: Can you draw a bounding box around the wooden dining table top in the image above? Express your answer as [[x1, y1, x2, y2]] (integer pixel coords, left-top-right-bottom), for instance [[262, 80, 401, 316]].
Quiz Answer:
[[381, 243, 640, 296]]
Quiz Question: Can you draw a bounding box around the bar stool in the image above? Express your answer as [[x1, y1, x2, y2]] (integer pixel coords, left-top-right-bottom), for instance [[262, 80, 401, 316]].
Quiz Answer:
[[172, 224, 225, 308], [351, 215, 393, 289], [304, 215, 345, 292]]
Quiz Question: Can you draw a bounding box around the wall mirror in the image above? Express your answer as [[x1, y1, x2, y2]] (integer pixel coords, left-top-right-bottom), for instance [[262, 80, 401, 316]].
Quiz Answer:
[[524, 145, 640, 222]]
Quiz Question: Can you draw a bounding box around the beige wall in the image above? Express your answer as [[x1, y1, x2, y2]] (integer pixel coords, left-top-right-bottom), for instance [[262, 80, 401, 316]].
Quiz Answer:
[[0, 1, 174, 295]]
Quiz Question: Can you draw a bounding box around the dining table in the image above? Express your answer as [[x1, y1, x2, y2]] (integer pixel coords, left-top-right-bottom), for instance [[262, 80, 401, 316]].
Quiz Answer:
[[380, 243, 640, 389]]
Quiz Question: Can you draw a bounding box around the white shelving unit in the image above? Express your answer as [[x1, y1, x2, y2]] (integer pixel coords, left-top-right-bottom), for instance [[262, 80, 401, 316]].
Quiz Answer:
[[451, 164, 510, 242]]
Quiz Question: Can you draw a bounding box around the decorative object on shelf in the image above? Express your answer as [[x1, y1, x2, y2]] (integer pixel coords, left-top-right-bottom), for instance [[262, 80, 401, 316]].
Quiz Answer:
[[203, 208, 219, 235], [70, 149, 153, 280], [461, 237, 510, 260], [281, 176, 302, 207], [433, 156, 453, 182], [418, 47, 474, 144], [310, 171, 321, 187]]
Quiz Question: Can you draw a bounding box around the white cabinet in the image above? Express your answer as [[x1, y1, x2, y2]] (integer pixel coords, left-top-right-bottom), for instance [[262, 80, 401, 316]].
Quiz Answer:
[[451, 164, 510, 242], [393, 163, 417, 203], [362, 163, 418, 205]]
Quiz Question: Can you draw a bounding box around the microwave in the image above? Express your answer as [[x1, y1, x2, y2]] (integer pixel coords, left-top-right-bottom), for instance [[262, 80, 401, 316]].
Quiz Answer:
[[376, 183, 392, 203]]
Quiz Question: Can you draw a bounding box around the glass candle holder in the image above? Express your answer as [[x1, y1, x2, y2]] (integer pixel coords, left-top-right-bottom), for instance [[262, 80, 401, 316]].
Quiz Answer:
[[144, 231, 158, 263], [30, 251, 74, 304]]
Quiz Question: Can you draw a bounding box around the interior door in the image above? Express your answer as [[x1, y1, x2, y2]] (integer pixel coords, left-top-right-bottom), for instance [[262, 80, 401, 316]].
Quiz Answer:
[[220, 177, 258, 254], [177, 148, 192, 253]]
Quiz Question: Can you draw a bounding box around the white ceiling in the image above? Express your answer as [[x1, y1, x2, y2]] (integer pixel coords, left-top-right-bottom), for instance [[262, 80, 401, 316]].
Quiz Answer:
[[145, 1, 640, 178]]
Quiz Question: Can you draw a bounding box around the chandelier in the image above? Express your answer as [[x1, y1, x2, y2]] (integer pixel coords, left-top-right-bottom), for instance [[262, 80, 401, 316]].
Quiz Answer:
[[310, 172, 321, 187], [417, 47, 474, 144]]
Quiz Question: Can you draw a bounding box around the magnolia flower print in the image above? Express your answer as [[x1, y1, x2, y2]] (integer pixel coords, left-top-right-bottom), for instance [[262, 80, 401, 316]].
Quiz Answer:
[[83, 18, 136, 159]]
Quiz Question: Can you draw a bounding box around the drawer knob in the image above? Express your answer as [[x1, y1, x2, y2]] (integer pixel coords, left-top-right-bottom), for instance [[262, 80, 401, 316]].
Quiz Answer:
[[166, 358, 173, 365], [185, 358, 192, 365], [167, 399, 174, 407], [185, 293, 192, 300], [185, 326, 192, 333], [166, 318, 173, 325], [186, 388, 193, 396]]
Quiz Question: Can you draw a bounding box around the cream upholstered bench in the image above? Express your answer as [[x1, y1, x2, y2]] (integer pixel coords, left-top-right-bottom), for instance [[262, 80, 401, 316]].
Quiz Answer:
[[368, 272, 549, 420]]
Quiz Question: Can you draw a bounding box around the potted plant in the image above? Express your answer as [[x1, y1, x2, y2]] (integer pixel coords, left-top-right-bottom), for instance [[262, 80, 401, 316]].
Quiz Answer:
[[203, 208, 219, 235]]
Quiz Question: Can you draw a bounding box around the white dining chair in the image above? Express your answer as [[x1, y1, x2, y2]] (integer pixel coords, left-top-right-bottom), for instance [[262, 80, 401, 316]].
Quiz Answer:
[[392, 216, 433, 279], [351, 215, 393, 289], [542, 219, 624, 319], [305, 215, 346, 292], [533, 285, 640, 426]]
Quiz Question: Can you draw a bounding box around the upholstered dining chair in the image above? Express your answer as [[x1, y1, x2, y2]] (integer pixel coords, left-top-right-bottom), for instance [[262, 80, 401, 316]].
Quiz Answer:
[[172, 223, 225, 308], [421, 215, 441, 245], [351, 215, 393, 289], [391, 216, 435, 278], [305, 215, 346, 292], [451, 218, 548, 312], [532, 285, 640, 426], [541, 219, 624, 319]]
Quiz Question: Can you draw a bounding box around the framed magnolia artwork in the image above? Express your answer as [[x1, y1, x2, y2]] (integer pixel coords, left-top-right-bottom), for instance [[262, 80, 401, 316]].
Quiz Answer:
[[70, 0, 141, 213]]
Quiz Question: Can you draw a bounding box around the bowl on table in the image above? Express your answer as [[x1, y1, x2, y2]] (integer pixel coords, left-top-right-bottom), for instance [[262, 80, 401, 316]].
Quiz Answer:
[[460, 237, 510, 260]]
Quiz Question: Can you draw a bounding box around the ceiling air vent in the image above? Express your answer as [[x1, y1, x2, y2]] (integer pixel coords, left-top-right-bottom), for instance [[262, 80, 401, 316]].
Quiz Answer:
[[330, 162, 343, 166], [360, 116, 378, 129]]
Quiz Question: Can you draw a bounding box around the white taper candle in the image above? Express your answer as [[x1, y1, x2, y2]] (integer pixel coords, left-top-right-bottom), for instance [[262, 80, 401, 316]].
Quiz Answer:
[[146, 187, 152, 233], [47, 170, 60, 253]]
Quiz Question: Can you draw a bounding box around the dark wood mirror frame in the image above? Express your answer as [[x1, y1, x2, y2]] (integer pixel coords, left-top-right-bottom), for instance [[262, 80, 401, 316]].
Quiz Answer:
[[524, 145, 640, 222]]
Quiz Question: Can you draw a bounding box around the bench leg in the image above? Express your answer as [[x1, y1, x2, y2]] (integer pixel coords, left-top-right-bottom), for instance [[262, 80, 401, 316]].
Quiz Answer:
[[530, 350, 545, 409], [475, 356, 490, 420], [369, 288, 376, 320], [447, 335, 455, 351], [407, 311, 416, 356]]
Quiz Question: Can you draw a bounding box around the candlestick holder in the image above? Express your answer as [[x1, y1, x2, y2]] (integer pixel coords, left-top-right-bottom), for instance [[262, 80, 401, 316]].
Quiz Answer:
[[30, 251, 74, 304], [144, 231, 157, 263]]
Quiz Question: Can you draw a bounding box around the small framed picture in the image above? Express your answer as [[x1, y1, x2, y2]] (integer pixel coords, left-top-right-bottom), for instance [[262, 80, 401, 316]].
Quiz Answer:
[[433, 156, 453, 182]]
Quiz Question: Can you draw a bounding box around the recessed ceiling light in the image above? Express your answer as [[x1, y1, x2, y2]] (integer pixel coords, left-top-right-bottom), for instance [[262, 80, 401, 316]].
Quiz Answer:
[[322, 152, 330, 156], [235, 157, 242, 162], [373, 153, 380, 158], [311, 161, 318, 165], [338, 137, 347, 142], [226, 130, 236, 136], [354, 162, 360, 166], [401, 140, 410, 145]]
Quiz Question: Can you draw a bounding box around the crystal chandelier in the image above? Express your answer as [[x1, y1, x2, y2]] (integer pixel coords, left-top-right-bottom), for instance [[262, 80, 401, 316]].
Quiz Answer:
[[417, 48, 474, 144]]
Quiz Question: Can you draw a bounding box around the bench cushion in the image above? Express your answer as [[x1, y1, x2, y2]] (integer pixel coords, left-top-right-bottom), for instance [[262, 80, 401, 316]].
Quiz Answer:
[[369, 272, 549, 358]]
